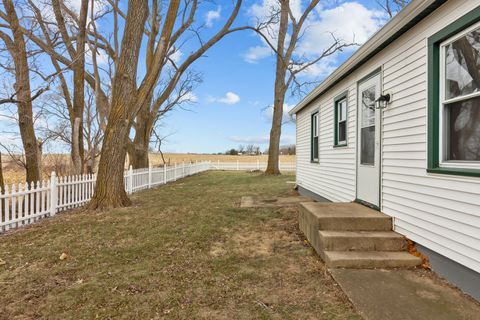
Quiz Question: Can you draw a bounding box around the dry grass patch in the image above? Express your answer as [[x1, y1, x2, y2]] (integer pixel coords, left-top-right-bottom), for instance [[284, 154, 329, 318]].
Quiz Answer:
[[0, 172, 359, 319]]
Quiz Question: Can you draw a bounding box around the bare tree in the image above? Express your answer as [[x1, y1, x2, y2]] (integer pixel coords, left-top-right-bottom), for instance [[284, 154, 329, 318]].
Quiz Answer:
[[250, 0, 355, 174], [39, 87, 102, 174], [86, 0, 246, 209], [49, 0, 89, 174], [125, 0, 246, 169], [8, 0, 112, 176], [128, 70, 201, 168], [87, 0, 155, 209], [0, 0, 43, 183], [377, 0, 410, 18], [245, 144, 260, 155]]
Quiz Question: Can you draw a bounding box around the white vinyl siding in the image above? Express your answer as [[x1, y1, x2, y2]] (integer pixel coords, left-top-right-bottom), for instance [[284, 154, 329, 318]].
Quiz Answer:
[[295, 0, 480, 273], [296, 83, 357, 203]]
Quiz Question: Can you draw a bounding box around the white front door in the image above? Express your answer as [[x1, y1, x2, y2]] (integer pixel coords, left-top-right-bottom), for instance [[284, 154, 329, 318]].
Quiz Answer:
[[357, 73, 381, 208]]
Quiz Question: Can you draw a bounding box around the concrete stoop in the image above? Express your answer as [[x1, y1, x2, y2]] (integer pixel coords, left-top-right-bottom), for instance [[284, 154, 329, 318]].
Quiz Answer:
[[299, 202, 422, 269]]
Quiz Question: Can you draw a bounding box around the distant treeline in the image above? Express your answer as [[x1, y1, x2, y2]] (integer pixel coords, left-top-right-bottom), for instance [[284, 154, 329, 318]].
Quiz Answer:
[[223, 144, 295, 156]]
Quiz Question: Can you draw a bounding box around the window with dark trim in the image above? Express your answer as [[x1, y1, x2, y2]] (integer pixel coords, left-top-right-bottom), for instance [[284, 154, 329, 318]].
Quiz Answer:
[[311, 112, 319, 162], [427, 6, 480, 177], [334, 92, 348, 147]]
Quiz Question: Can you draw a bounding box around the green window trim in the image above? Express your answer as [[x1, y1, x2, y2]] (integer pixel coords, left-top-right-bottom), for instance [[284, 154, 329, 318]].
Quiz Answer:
[[333, 91, 348, 147], [427, 5, 480, 177], [311, 111, 319, 163]]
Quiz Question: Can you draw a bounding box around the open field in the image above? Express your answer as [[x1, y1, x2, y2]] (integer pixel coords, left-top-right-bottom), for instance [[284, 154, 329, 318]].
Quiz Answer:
[[0, 171, 358, 319], [0, 153, 295, 184], [149, 153, 295, 166]]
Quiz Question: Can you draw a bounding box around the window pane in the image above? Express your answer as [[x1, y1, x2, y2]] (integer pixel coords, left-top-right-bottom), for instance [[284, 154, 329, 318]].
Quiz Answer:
[[361, 86, 376, 127], [445, 96, 480, 161], [313, 137, 319, 160], [361, 126, 375, 165], [445, 25, 480, 100], [341, 101, 347, 121], [338, 121, 346, 143]]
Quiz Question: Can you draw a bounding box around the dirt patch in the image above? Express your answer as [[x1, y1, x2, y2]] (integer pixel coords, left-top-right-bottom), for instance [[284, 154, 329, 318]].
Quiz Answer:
[[209, 230, 294, 258], [209, 241, 228, 257], [232, 230, 295, 257], [240, 195, 311, 208]]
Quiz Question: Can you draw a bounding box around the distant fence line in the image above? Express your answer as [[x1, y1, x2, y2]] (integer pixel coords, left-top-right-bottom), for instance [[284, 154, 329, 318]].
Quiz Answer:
[[0, 161, 295, 233], [210, 160, 296, 172]]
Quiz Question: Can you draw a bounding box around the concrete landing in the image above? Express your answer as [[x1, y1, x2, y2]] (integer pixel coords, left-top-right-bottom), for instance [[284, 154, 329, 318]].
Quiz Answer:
[[330, 269, 480, 320], [240, 195, 310, 208], [299, 202, 421, 268]]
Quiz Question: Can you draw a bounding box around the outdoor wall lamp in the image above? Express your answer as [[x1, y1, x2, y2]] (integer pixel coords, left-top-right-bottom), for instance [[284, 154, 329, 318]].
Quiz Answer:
[[375, 93, 391, 109]]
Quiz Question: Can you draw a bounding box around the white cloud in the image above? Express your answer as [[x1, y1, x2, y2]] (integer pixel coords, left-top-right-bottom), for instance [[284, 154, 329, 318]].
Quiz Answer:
[[229, 134, 295, 145], [0, 133, 22, 149], [263, 103, 295, 124], [249, 0, 302, 23], [170, 50, 183, 64], [230, 135, 270, 144], [0, 114, 17, 124], [179, 91, 198, 103], [243, 46, 271, 64], [244, 1, 387, 75], [205, 6, 221, 28], [209, 92, 240, 105], [297, 2, 386, 58]]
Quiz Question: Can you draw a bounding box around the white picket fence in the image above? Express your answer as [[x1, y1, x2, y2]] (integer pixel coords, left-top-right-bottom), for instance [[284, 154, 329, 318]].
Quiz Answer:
[[209, 160, 296, 172], [0, 161, 295, 233]]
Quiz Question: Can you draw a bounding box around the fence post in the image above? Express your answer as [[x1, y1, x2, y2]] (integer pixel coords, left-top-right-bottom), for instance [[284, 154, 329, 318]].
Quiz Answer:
[[128, 165, 133, 194], [237, 160, 239, 171], [217, 160, 220, 169], [50, 171, 57, 216], [183, 161, 185, 177], [164, 164, 167, 183], [148, 165, 152, 188], [174, 163, 177, 181]]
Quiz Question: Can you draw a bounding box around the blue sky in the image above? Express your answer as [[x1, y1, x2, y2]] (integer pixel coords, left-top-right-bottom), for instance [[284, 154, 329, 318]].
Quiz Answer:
[[0, 0, 391, 154], [160, 0, 389, 153]]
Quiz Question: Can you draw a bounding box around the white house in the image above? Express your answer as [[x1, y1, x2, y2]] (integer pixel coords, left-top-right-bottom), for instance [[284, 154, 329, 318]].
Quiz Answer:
[[290, 0, 480, 300]]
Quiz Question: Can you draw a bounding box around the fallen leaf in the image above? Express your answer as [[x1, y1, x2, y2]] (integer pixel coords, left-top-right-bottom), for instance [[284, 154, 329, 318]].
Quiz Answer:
[[0, 258, 6, 266], [59, 253, 68, 260]]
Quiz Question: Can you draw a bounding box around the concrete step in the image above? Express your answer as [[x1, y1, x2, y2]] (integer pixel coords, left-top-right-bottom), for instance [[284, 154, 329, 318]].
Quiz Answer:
[[300, 202, 392, 231], [319, 230, 407, 252], [324, 251, 422, 269]]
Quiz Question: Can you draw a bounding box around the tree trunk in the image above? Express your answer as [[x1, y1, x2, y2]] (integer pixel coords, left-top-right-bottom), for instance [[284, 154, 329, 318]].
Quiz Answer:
[[265, 81, 286, 175], [2, 0, 42, 184], [128, 142, 149, 169], [88, 0, 149, 210], [71, 0, 89, 174], [129, 101, 153, 169], [265, 1, 288, 175], [89, 120, 132, 208]]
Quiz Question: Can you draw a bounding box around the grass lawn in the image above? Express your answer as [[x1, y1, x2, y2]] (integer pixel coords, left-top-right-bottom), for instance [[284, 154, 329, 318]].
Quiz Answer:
[[0, 171, 359, 319]]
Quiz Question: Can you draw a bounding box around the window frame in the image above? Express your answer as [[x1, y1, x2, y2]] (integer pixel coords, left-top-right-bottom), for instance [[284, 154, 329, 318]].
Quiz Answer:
[[311, 111, 319, 163], [334, 91, 348, 147], [439, 21, 480, 169], [427, 6, 480, 177]]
